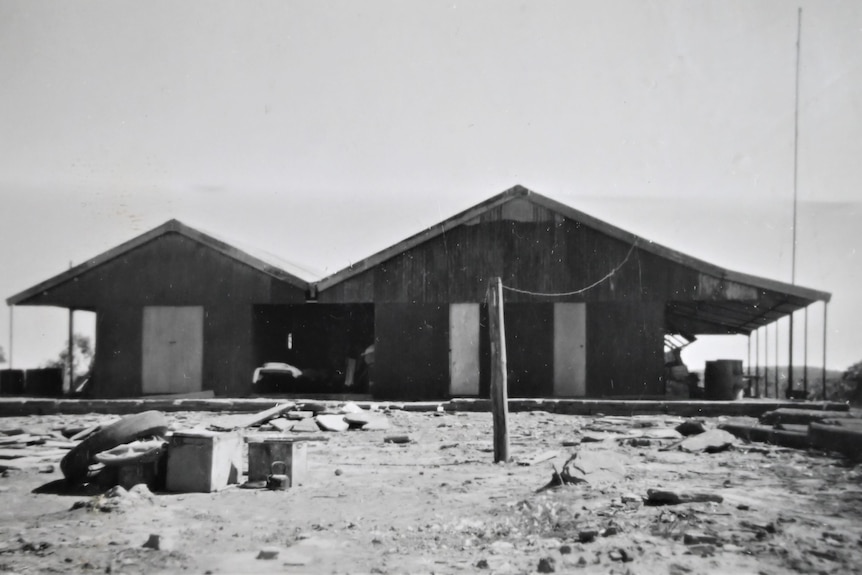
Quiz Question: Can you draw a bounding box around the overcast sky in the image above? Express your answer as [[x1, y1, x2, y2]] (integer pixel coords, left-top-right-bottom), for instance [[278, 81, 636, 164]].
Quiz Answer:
[[1, 0, 860, 373]]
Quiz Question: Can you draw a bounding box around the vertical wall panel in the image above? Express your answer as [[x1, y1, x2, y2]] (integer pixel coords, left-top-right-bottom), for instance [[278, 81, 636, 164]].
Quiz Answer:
[[504, 303, 554, 397], [587, 301, 665, 397], [449, 303, 481, 396], [141, 306, 204, 394], [375, 303, 448, 400], [553, 302, 586, 397]]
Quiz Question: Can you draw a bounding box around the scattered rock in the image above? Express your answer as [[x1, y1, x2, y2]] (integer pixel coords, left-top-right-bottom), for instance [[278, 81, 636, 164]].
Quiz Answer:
[[640, 428, 684, 440], [267, 418, 293, 432], [344, 412, 374, 427], [384, 435, 411, 444], [683, 531, 719, 545], [740, 520, 777, 535], [645, 489, 723, 506], [686, 544, 716, 557], [291, 418, 322, 433], [339, 402, 364, 414], [550, 450, 627, 487], [142, 534, 174, 551], [675, 420, 707, 437], [537, 556, 556, 573], [315, 415, 349, 432], [476, 558, 489, 569], [559, 544, 572, 554], [677, 429, 736, 454], [360, 418, 391, 431], [608, 548, 632, 562], [256, 547, 279, 560], [578, 530, 598, 543], [626, 438, 651, 447], [580, 434, 610, 443], [286, 411, 314, 421]]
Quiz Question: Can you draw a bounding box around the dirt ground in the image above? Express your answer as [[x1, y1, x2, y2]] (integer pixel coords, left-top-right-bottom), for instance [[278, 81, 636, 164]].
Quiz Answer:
[[1, 407, 861, 575]]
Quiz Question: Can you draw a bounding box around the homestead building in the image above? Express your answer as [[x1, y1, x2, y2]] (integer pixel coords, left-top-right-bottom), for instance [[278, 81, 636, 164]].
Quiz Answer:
[[6, 186, 830, 399]]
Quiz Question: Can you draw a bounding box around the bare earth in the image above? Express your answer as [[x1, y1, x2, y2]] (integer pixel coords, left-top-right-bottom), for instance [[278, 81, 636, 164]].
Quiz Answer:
[[1, 408, 861, 575]]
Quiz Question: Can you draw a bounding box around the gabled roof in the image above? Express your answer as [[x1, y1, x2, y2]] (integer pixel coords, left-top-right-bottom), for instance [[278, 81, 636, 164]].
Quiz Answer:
[[6, 219, 318, 306], [315, 185, 831, 335]]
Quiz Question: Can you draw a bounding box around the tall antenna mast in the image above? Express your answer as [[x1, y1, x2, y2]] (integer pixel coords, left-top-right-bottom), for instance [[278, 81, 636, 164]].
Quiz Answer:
[[788, 7, 802, 396], [792, 6, 801, 284]]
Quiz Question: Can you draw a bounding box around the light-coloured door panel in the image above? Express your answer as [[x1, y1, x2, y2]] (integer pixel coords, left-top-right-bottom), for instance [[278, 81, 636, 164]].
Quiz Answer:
[[142, 306, 204, 394], [554, 303, 586, 397], [449, 303, 480, 396]]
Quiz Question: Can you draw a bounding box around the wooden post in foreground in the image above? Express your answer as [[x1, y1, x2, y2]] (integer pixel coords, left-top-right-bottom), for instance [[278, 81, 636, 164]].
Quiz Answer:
[[488, 277, 509, 463]]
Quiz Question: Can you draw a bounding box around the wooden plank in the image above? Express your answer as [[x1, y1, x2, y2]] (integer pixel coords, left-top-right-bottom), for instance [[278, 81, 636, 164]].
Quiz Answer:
[[0, 448, 69, 460], [517, 450, 559, 467], [0, 457, 50, 471], [0, 434, 32, 445], [208, 402, 296, 431]]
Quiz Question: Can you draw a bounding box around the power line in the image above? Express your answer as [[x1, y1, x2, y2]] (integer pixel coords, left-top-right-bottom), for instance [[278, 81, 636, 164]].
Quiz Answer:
[[501, 240, 638, 298]]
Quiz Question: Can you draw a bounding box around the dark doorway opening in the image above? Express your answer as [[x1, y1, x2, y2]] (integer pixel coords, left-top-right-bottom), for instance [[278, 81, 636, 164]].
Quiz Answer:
[[253, 304, 374, 395]]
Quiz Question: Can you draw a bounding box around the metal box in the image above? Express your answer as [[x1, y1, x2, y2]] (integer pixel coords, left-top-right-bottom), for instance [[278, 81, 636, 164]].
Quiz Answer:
[[247, 438, 307, 486], [166, 430, 242, 493]]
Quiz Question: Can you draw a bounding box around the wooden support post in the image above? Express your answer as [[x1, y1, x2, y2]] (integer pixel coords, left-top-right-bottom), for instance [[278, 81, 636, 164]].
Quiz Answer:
[[763, 324, 769, 397], [803, 306, 809, 395], [7, 305, 12, 369], [788, 311, 794, 394], [822, 302, 828, 401], [68, 308, 75, 394], [747, 335, 751, 397], [774, 321, 779, 398], [488, 277, 509, 463], [754, 328, 760, 397]]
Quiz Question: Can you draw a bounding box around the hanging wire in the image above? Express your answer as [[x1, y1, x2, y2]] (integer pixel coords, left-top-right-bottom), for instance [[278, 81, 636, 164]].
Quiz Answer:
[[501, 239, 639, 297]]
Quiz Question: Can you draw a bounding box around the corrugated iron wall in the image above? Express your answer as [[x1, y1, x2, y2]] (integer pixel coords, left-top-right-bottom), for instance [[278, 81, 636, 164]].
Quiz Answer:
[[319, 202, 680, 398], [35, 234, 309, 398]]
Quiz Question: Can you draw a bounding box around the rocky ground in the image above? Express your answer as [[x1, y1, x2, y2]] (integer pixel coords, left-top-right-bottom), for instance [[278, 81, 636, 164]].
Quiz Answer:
[[1, 406, 861, 575]]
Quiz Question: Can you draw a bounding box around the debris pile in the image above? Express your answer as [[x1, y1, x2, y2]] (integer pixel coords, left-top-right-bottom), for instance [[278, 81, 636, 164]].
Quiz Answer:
[[37, 401, 400, 495], [0, 417, 110, 473]]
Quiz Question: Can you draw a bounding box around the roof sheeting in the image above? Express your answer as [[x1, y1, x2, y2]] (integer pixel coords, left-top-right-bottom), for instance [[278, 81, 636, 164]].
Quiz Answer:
[[315, 185, 830, 336], [6, 219, 317, 306], [7, 186, 831, 339]]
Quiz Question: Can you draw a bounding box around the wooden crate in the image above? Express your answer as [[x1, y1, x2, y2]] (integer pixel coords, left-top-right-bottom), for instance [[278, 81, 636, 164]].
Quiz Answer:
[[247, 438, 307, 486], [166, 430, 242, 493]]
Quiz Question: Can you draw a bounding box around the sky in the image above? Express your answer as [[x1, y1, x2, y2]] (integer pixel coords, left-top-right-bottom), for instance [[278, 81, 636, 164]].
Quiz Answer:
[[1, 0, 860, 374]]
